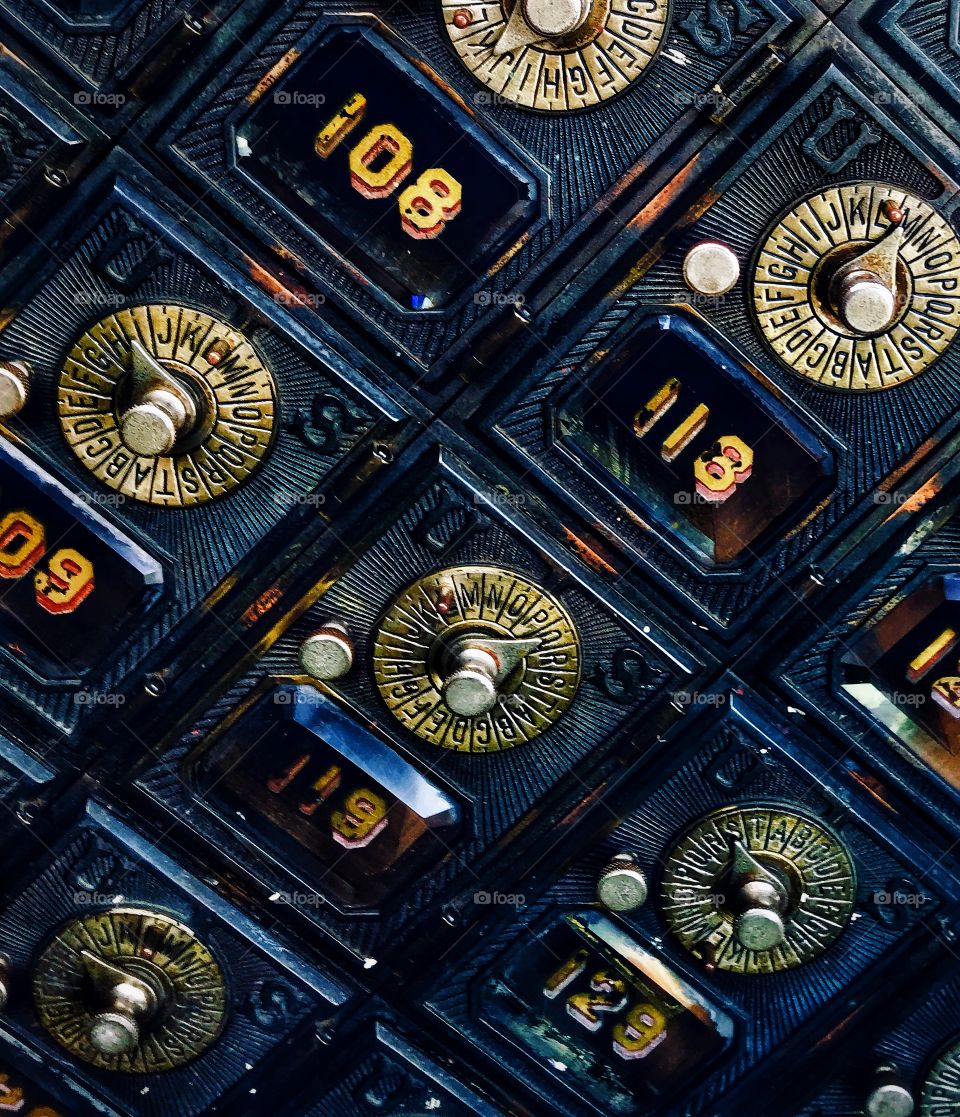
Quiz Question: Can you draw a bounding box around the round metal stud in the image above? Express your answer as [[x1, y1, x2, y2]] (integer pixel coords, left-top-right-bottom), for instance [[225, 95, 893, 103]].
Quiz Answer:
[[683, 243, 740, 297], [867, 1065, 915, 1117], [596, 852, 648, 913], [299, 623, 355, 681], [0, 360, 31, 418]]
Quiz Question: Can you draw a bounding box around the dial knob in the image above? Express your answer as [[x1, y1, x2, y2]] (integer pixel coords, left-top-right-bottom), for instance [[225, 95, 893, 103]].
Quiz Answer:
[[118, 340, 198, 456], [443, 645, 500, 717], [0, 360, 31, 418], [521, 0, 589, 37], [444, 0, 669, 111], [299, 622, 354, 681], [82, 952, 159, 1056], [732, 878, 787, 952], [834, 272, 897, 335], [439, 633, 545, 718], [828, 202, 904, 336], [596, 852, 648, 913]]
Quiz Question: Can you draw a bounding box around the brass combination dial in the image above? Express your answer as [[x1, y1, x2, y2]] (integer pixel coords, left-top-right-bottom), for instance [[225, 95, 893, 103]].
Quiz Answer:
[[922, 1037, 960, 1117], [661, 805, 857, 973], [32, 907, 227, 1072], [372, 565, 580, 751], [442, 0, 669, 111], [753, 184, 960, 390], [57, 305, 278, 506]]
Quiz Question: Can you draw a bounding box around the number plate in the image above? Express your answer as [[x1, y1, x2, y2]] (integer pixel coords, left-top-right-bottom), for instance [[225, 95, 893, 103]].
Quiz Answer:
[[481, 911, 733, 1113], [234, 26, 538, 312], [188, 683, 460, 910], [779, 477, 960, 849], [552, 313, 833, 565]]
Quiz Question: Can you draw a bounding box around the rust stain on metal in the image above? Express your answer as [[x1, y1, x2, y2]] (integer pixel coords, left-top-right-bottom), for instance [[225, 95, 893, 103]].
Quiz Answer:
[[885, 476, 943, 523], [884, 435, 938, 489], [782, 494, 835, 541], [246, 48, 301, 104], [241, 584, 283, 627], [245, 256, 319, 309], [488, 229, 535, 273], [849, 769, 895, 811], [562, 528, 618, 575], [558, 785, 612, 827], [410, 56, 476, 115], [613, 172, 722, 297]]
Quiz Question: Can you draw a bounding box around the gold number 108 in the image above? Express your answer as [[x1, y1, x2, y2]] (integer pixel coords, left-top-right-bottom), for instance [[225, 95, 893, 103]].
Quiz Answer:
[[315, 93, 462, 240]]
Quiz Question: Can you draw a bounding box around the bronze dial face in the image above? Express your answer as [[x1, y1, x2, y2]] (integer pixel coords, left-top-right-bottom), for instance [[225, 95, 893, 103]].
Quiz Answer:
[[753, 184, 960, 390], [922, 1037, 960, 1117], [442, 0, 669, 111], [661, 804, 857, 974], [58, 304, 278, 506], [372, 564, 581, 751], [33, 907, 227, 1073]]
